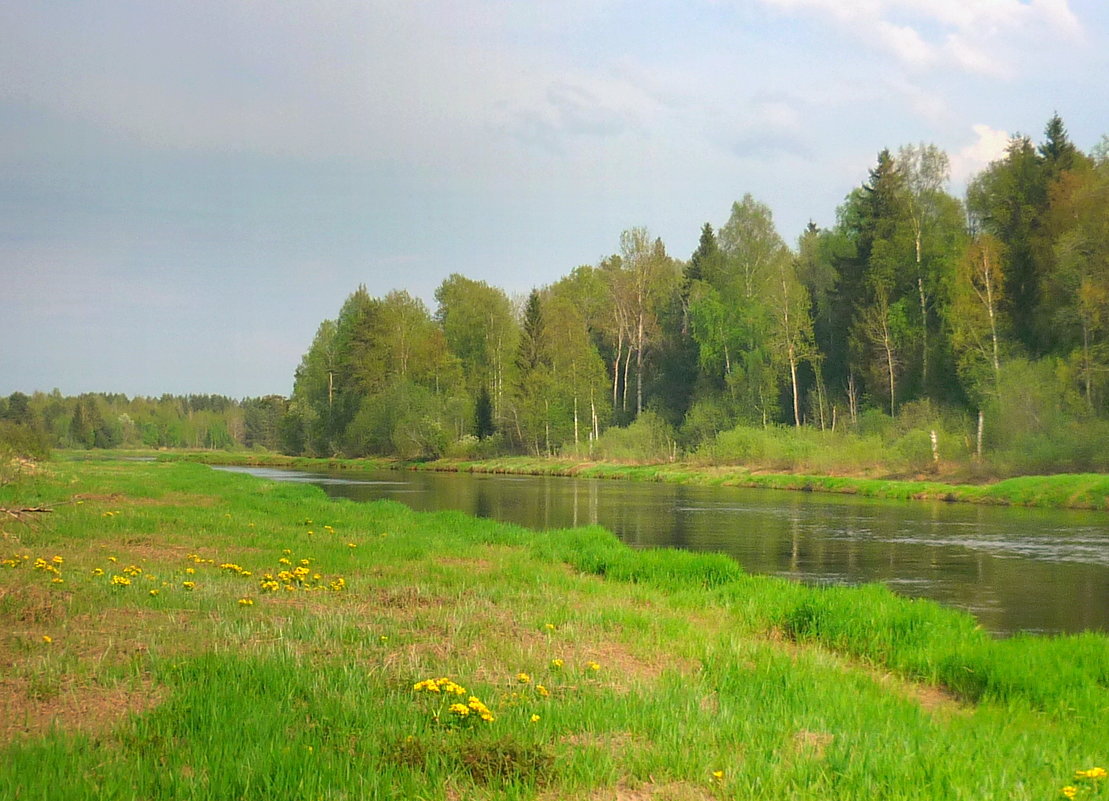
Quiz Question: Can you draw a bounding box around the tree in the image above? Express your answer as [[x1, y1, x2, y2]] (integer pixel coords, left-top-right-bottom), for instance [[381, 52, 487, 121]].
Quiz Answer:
[[967, 135, 1047, 353], [474, 386, 495, 440], [951, 234, 1007, 401], [435, 274, 520, 420]]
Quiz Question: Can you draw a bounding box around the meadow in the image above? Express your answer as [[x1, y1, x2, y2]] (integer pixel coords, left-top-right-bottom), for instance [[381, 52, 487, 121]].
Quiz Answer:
[[1, 458, 1107, 800]]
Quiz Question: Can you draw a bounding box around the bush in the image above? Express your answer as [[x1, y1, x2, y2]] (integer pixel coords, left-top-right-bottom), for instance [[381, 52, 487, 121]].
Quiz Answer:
[[593, 411, 677, 463]]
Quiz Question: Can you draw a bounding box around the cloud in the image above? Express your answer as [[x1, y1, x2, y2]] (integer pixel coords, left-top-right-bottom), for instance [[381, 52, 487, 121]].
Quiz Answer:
[[753, 0, 1084, 75], [950, 123, 1011, 182]]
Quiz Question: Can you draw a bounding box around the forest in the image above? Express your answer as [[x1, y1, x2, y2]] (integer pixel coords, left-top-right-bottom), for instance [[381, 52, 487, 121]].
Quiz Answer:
[[278, 116, 1109, 476], [4, 116, 1107, 478]]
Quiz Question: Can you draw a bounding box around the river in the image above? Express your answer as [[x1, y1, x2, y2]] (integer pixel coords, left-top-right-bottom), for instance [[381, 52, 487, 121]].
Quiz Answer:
[[215, 465, 1109, 636]]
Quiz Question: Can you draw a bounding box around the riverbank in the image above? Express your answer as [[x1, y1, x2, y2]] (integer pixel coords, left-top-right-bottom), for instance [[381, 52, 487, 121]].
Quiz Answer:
[[149, 449, 1109, 511], [2, 458, 1106, 799]]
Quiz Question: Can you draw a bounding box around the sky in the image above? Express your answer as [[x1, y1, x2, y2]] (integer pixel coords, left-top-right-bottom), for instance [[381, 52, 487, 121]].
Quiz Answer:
[[2, 0, 1107, 399]]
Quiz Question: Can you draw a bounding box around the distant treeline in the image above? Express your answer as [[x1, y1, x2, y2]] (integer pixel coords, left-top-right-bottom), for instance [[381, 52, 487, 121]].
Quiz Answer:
[[0, 391, 287, 457], [279, 115, 1109, 474]]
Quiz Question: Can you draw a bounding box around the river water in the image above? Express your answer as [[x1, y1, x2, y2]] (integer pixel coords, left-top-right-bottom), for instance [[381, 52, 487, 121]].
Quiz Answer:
[[216, 466, 1109, 636]]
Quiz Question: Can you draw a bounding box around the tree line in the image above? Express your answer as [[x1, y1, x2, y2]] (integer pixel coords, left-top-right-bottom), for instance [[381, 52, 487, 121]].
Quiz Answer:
[[4, 115, 1106, 475], [0, 391, 287, 457], [283, 116, 1109, 473]]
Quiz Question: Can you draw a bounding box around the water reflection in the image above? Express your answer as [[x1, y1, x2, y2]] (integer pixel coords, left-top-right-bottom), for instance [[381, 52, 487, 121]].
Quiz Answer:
[[214, 466, 1109, 635]]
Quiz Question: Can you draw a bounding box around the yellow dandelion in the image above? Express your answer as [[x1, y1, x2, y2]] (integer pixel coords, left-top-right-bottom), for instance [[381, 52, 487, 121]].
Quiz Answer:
[[536, 684, 549, 697], [530, 714, 540, 723], [51, 577, 64, 584], [108, 556, 118, 562], [347, 542, 357, 549], [185, 567, 196, 574], [551, 658, 563, 669], [544, 622, 556, 631], [517, 672, 531, 684], [238, 598, 255, 606], [712, 770, 725, 782], [41, 635, 52, 644], [51, 555, 63, 564], [182, 581, 195, 590], [149, 589, 160, 596], [1061, 787, 1078, 799], [587, 661, 600, 671]]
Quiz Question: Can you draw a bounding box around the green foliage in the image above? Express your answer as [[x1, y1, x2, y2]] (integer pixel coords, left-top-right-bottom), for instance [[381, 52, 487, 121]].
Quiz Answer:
[[592, 411, 676, 463]]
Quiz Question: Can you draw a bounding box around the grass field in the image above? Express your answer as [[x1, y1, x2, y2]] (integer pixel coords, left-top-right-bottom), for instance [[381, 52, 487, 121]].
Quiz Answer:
[[1, 458, 1107, 800]]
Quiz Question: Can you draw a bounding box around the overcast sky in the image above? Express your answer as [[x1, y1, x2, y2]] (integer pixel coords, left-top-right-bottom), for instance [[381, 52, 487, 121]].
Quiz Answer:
[[2, 1, 1107, 399]]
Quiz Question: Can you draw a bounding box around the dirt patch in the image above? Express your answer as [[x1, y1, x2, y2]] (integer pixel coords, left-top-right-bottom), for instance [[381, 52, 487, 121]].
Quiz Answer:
[[539, 779, 714, 801], [75, 492, 218, 508], [790, 729, 834, 759], [434, 556, 495, 572], [0, 676, 164, 744]]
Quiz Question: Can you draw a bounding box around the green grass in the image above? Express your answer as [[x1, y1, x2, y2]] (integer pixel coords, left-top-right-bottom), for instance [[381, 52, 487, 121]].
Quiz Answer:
[[65, 449, 1109, 511], [2, 459, 1107, 799]]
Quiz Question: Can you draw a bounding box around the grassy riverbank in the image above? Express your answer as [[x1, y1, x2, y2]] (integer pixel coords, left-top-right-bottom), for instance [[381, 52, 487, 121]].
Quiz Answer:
[[2, 458, 1107, 799], [152, 449, 1109, 511]]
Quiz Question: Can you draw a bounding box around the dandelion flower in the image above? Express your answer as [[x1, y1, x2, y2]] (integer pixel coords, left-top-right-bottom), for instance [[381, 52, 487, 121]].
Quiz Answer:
[[517, 673, 531, 684], [587, 661, 600, 671], [149, 589, 160, 596], [536, 684, 549, 697], [551, 659, 563, 669], [712, 770, 725, 782], [238, 598, 255, 606], [185, 567, 196, 574], [51, 555, 63, 564], [530, 714, 540, 723], [1062, 787, 1078, 799], [41, 635, 52, 644], [182, 581, 196, 590], [544, 623, 556, 631]]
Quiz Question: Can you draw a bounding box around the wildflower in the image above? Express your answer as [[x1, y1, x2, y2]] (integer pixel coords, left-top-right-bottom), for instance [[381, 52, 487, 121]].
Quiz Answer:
[[91, 567, 105, 576], [278, 557, 291, 566], [299, 558, 310, 566], [517, 672, 531, 684], [149, 589, 160, 596], [51, 555, 63, 564], [51, 577, 64, 584], [1076, 768, 1107, 781], [1061, 787, 1078, 799], [536, 684, 549, 697], [185, 567, 196, 574], [238, 598, 255, 606], [712, 770, 725, 782], [42, 635, 52, 644], [283, 548, 292, 554], [530, 714, 541, 723], [111, 575, 131, 586], [587, 661, 600, 671], [108, 556, 118, 563], [182, 581, 195, 590], [123, 564, 142, 576], [347, 542, 357, 549], [379, 635, 388, 643], [551, 659, 563, 669], [449, 703, 471, 718], [544, 623, 556, 631]]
